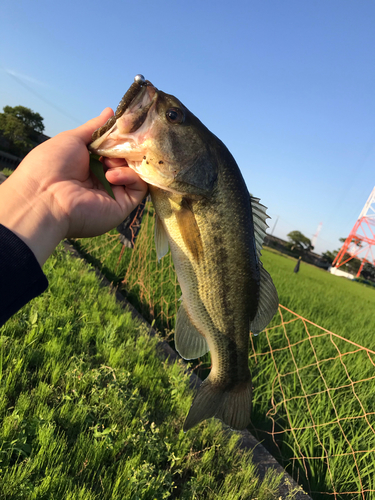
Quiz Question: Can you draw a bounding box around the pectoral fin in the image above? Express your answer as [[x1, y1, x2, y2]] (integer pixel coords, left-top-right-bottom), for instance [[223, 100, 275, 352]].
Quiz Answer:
[[175, 301, 209, 360], [175, 200, 204, 263], [154, 214, 169, 260]]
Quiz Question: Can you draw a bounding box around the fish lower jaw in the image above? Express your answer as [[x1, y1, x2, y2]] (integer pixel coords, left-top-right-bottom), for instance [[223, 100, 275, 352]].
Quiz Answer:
[[126, 161, 160, 186], [127, 161, 144, 176], [127, 161, 183, 194]]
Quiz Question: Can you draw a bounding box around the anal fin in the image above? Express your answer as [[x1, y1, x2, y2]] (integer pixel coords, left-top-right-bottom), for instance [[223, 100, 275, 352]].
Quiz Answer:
[[175, 301, 209, 360]]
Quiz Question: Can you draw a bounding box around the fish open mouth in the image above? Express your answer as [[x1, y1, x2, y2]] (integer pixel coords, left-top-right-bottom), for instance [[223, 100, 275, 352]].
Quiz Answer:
[[89, 75, 187, 194], [88, 77, 157, 158]]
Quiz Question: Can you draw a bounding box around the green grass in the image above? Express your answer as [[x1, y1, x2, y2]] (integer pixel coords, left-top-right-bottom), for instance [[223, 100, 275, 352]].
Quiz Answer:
[[0, 168, 14, 177], [244, 252, 375, 499], [72, 209, 375, 499], [0, 245, 282, 499], [261, 248, 375, 349], [72, 204, 181, 334], [249, 312, 375, 498]]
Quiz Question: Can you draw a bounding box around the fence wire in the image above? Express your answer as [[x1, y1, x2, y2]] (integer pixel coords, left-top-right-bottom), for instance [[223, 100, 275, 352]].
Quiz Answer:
[[73, 204, 375, 499], [249, 305, 375, 499]]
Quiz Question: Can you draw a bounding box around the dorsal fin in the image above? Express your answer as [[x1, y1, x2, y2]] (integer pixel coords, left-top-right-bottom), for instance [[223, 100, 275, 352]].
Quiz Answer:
[[249, 196, 279, 333], [250, 197, 269, 260]]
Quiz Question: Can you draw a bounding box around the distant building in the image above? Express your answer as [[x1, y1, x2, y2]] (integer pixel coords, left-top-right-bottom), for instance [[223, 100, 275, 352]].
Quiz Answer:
[[0, 131, 50, 171], [264, 234, 330, 269], [329, 267, 354, 280], [0, 150, 22, 170]]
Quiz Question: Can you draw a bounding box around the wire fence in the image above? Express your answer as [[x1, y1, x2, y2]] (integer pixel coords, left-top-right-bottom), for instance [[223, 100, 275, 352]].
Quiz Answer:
[[73, 203, 375, 499], [249, 305, 375, 499]]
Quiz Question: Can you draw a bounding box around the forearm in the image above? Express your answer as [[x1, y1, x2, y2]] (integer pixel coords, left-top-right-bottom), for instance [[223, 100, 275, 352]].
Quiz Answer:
[[0, 223, 48, 326]]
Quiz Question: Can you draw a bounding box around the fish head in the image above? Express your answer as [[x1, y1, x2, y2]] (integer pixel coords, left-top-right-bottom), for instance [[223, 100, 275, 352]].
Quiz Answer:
[[89, 78, 218, 195]]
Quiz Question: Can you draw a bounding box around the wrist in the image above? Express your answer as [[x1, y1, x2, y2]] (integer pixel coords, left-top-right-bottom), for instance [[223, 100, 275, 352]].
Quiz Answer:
[[0, 169, 67, 266]]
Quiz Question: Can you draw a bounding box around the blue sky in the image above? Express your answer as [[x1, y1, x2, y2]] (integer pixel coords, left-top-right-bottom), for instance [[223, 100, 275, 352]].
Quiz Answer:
[[1, 0, 374, 255]]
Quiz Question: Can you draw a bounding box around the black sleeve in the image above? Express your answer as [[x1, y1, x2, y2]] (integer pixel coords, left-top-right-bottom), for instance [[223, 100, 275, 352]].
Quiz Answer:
[[0, 224, 48, 327]]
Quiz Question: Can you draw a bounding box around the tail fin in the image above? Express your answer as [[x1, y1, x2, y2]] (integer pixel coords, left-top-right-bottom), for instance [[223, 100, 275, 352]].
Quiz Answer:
[[183, 376, 252, 432]]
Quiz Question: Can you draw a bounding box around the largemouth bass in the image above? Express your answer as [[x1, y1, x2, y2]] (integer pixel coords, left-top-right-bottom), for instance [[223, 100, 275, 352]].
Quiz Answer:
[[89, 75, 278, 431]]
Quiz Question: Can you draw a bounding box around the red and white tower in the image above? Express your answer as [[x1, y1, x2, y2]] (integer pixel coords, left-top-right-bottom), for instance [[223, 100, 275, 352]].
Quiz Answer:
[[332, 187, 375, 277], [311, 222, 323, 249]]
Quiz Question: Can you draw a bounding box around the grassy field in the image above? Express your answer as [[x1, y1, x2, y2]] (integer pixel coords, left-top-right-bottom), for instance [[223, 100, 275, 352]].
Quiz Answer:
[[72, 204, 180, 335], [249, 302, 375, 498], [72, 210, 375, 499], [261, 248, 375, 349], [0, 168, 14, 177], [0, 245, 284, 499]]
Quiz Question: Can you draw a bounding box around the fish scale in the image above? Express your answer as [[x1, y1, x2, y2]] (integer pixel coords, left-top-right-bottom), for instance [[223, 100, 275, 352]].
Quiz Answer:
[[89, 75, 279, 431]]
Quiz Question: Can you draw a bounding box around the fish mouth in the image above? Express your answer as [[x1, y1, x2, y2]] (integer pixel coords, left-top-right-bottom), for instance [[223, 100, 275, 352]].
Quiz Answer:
[[89, 76, 185, 195], [89, 79, 157, 159]]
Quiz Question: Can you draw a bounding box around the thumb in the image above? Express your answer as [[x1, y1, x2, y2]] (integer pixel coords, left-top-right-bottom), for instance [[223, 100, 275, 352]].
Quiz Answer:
[[73, 107, 114, 144]]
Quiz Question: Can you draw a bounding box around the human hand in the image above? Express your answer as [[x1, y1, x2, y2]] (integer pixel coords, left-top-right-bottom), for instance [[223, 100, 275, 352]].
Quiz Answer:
[[0, 108, 148, 265]]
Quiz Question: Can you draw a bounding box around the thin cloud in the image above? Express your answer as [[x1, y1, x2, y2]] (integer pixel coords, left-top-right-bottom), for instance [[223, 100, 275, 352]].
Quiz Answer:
[[5, 68, 50, 88], [3, 67, 81, 126]]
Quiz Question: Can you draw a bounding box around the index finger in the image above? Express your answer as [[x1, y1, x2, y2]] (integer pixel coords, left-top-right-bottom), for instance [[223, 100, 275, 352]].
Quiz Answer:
[[103, 158, 128, 169]]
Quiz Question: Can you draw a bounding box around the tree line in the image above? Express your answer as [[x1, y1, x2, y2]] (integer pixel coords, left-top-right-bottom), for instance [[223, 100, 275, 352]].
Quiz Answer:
[[0, 105, 45, 158], [287, 230, 375, 282]]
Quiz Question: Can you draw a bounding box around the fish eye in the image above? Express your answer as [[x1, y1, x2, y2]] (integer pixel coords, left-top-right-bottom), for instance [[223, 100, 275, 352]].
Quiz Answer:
[[166, 107, 184, 124]]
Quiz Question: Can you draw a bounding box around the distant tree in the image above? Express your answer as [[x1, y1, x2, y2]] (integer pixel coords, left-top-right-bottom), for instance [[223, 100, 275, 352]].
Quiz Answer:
[[339, 236, 362, 247], [322, 249, 336, 264], [0, 105, 45, 156], [322, 238, 362, 275], [344, 255, 361, 275], [3, 105, 44, 134], [286, 231, 313, 255], [360, 263, 375, 283]]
